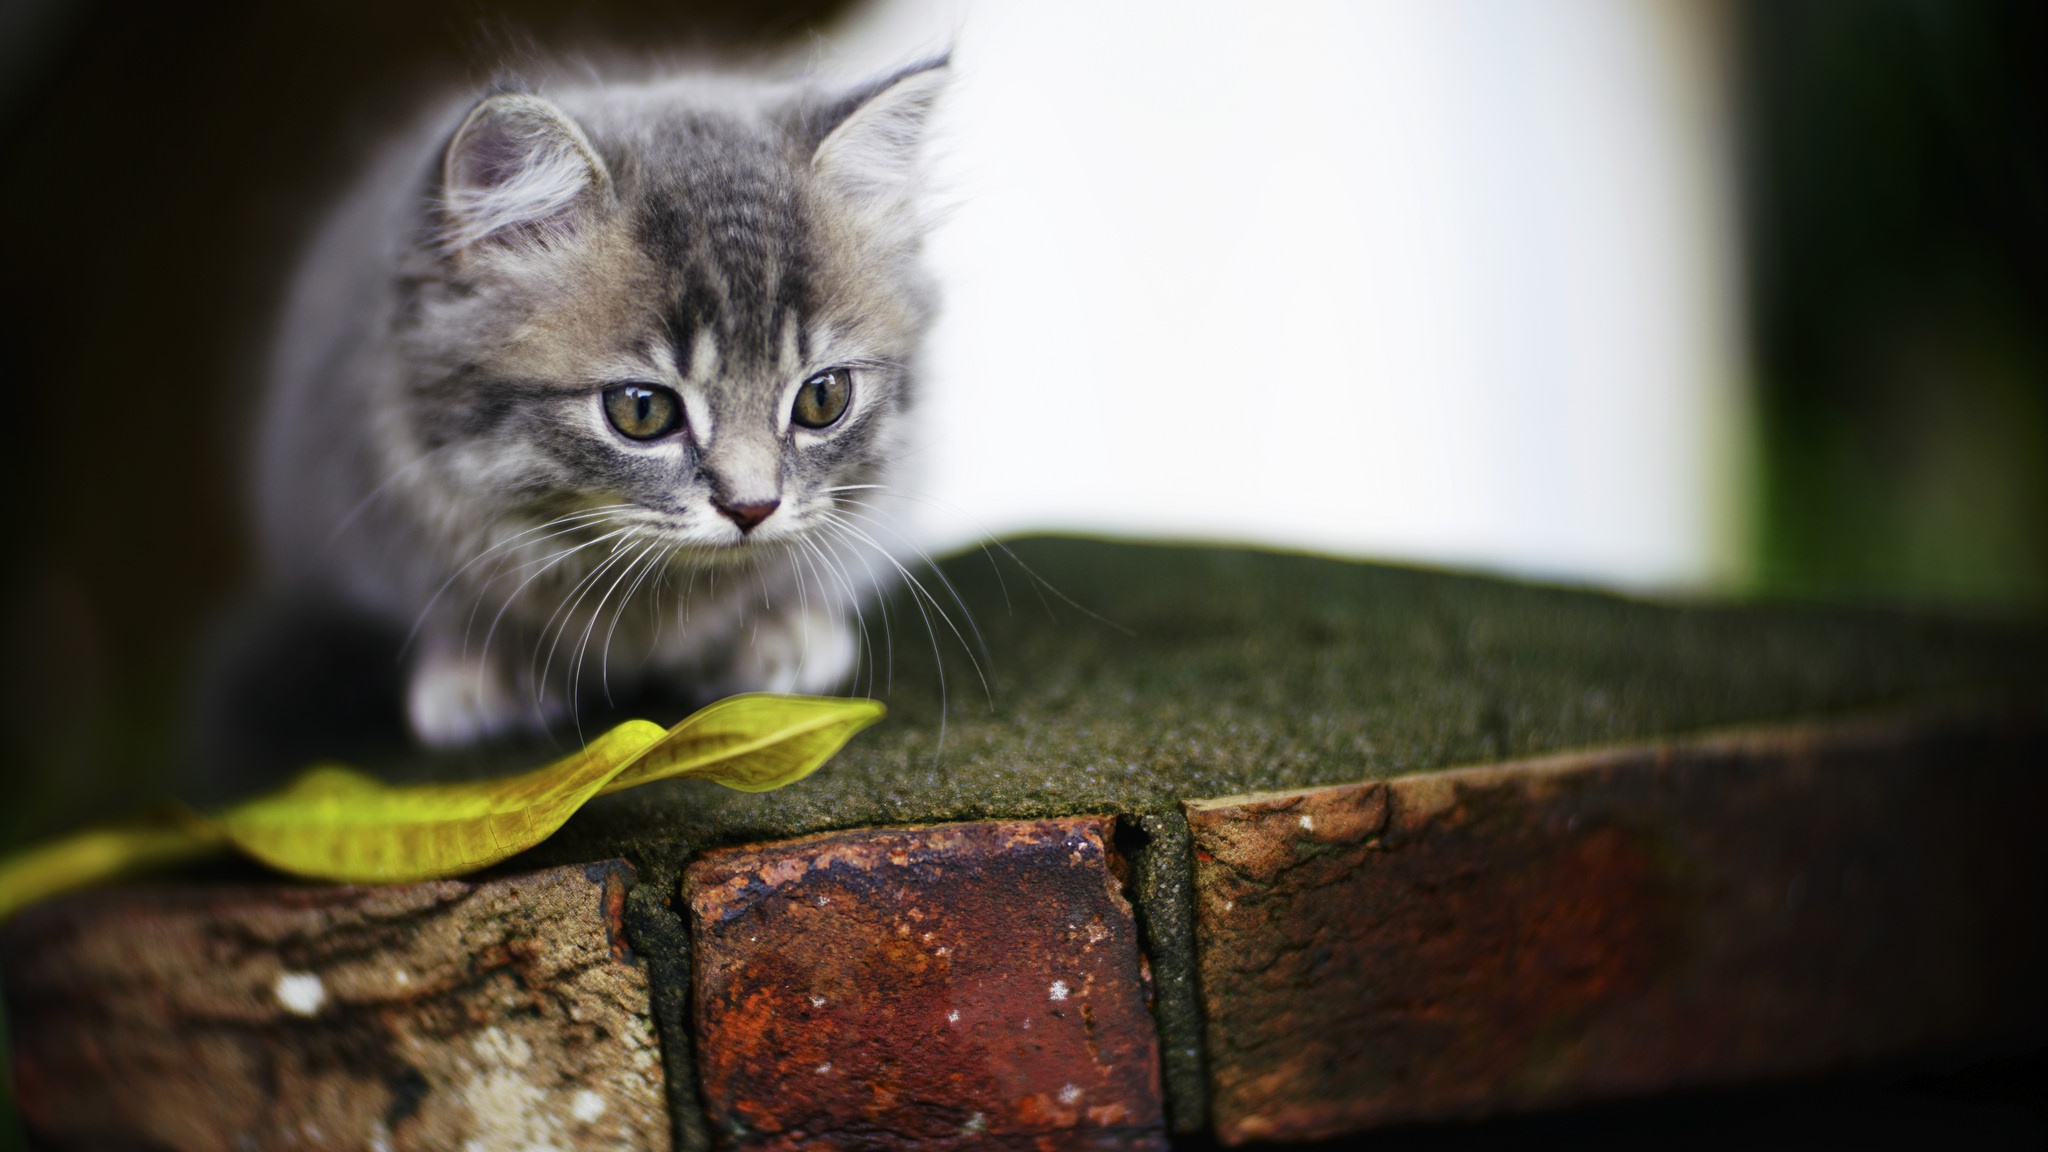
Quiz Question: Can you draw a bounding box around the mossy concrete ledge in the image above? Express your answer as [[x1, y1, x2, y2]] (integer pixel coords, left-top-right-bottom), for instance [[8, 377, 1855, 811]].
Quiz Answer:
[[5, 537, 2047, 1149]]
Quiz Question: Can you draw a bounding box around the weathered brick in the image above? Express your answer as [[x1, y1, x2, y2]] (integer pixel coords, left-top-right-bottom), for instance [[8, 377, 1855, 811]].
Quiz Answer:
[[1188, 717, 2048, 1144], [686, 818, 1167, 1151], [3, 861, 667, 1151]]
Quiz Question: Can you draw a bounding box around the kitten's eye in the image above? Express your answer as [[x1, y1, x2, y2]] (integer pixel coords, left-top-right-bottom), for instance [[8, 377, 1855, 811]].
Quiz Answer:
[[791, 368, 852, 429], [602, 384, 683, 440]]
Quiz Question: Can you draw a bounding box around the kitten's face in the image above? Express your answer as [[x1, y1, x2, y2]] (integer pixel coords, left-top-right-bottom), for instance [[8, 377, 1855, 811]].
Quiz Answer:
[[399, 65, 941, 575]]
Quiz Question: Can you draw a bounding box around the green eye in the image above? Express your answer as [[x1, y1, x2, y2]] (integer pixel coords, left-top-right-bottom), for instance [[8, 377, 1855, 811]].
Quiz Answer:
[[603, 384, 683, 440], [791, 368, 852, 429]]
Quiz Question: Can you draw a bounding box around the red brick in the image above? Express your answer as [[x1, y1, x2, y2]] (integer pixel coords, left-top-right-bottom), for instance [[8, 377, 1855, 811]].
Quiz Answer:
[[686, 818, 1166, 1151]]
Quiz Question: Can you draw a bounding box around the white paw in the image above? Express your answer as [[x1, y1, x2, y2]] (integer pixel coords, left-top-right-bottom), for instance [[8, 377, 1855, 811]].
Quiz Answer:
[[406, 650, 541, 748], [735, 607, 859, 696]]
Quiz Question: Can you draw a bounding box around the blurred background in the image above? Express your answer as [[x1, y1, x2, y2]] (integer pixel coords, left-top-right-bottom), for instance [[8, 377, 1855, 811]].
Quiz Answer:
[[0, 0, 2044, 1136]]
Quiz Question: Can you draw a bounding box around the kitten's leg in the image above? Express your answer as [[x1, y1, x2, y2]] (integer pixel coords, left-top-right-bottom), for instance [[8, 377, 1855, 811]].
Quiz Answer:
[[726, 605, 860, 696], [406, 641, 552, 748]]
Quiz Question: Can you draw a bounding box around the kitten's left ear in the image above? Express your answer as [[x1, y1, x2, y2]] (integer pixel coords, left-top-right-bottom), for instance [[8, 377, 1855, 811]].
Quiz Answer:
[[809, 54, 949, 209]]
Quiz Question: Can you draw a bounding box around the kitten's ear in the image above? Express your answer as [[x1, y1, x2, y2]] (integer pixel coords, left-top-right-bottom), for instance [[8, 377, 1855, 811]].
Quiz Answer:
[[809, 54, 949, 209], [438, 92, 612, 260]]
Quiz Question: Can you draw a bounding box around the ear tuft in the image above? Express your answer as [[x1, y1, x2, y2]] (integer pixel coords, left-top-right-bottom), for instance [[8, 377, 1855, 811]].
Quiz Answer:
[[440, 93, 611, 258], [810, 55, 949, 210]]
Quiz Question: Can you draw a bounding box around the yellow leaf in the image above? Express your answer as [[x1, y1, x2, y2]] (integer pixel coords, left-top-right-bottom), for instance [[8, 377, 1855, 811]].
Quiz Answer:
[[0, 693, 885, 912], [600, 693, 888, 794], [0, 811, 224, 923], [215, 718, 670, 884], [216, 694, 883, 884]]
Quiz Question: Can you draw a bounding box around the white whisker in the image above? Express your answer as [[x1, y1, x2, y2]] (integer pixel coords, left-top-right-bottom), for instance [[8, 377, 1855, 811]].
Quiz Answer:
[[470, 524, 631, 700], [844, 486, 1133, 635], [817, 515, 966, 761], [406, 503, 633, 654], [324, 446, 450, 552], [471, 525, 630, 670], [824, 521, 896, 694], [581, 539, 662, 708], [534, 531, 641, 719], [828, 503, 997, 687], [796, 535, 873, 697], [603, 541, 670, 697]]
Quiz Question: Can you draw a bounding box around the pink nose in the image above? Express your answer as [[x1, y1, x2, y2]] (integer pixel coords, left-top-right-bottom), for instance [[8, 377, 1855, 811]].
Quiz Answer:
[[714, 498, 780, 533]]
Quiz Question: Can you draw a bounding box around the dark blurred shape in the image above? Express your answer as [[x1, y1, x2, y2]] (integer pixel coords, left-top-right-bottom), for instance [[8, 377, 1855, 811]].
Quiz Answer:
[[184, 595, 412, 808], [1740, 0, 2048, 611], [0, 560, 112, 849], [0, 0, 856, 840]]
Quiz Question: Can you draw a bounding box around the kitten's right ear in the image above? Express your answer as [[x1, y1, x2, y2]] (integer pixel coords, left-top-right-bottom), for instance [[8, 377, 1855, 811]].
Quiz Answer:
[[438, 92, 612, 262]]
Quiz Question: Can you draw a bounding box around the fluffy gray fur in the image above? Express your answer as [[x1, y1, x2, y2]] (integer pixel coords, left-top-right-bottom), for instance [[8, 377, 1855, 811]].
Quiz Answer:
[[256, 56, 946, 747]]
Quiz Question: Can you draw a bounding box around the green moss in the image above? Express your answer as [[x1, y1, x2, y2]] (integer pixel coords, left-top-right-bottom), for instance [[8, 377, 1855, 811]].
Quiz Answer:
[[515, 536, 2042, 866], [1125, 811, 1206, 1134], [620, 861, 711, 1152]]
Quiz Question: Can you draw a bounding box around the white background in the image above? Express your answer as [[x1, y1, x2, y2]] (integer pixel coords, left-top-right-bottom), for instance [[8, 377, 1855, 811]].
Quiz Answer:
[[823, 0, 1747, 592]]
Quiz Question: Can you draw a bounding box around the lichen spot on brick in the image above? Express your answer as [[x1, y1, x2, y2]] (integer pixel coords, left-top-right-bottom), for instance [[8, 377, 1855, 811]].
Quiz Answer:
[[810, 995, 827, 1008], [1299, 814, 1314, 831], [274, 971, 325, 1016], [961, 1113, 988, 1136], [947, 1009, 961, 1024], [460, 1027, 566, 1150], [571, 1089, 606, 1124], [473, 1026, 533, 1070], [1059, 1083, 1082, 1105], [1050, 980, 1070, 1001]]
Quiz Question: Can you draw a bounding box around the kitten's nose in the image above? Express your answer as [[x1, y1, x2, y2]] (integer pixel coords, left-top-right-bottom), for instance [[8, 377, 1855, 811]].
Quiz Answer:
[[714, 497, 780, 533]]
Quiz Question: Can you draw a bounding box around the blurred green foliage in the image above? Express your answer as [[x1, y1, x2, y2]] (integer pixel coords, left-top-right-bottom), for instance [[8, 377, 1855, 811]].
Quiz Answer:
[[1741, 0, 2048, 611]]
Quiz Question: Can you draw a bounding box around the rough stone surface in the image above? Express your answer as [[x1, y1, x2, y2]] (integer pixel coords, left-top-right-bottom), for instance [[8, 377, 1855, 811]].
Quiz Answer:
[[3, 861, 666, 1151], [1188, 715, 2048, 1143], [519, 537, 2047, 869], [686, 818, 1167, 1151]]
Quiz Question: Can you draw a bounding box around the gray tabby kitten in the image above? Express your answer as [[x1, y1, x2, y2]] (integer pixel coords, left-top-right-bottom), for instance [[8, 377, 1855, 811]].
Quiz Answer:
[[256, 55, 945, 747]]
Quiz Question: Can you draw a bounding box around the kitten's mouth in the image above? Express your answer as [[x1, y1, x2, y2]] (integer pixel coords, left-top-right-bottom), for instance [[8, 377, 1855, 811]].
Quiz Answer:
[[642, 530, 780, 568]]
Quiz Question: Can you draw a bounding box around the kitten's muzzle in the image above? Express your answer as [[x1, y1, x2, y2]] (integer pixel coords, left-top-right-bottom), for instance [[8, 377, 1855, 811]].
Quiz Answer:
[[713, 497, 780, 534]]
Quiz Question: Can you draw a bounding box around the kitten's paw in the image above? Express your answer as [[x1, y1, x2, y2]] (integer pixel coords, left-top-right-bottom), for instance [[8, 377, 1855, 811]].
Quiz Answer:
[[734, 608, 859, 696], [406, 650, 544, 748]]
